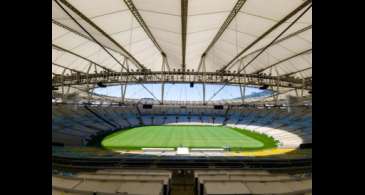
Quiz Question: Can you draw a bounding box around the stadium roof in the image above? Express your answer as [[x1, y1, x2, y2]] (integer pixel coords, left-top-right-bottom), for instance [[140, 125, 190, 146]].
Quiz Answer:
[[52, 0, 311, 77]]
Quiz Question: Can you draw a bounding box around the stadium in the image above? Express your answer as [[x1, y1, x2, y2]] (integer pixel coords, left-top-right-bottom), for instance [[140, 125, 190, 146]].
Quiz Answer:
[[52, 0, 312, 194]]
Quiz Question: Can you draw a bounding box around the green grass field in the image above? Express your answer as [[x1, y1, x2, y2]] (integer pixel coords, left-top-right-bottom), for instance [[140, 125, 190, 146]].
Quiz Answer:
[[101, 125, 278, 151]]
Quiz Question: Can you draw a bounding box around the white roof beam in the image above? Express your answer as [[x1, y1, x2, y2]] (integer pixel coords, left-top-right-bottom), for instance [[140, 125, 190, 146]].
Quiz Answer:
[[181, 0, 188, 71], [53, 19, 137, 69], [252, 48, 312, 74], [52, 44, 116, 72], [123, 0, 168, 63], [52, 62, 87, 74], [54, 0, 147, 71], [280, 67, 312, 77], [202, 0, 247, 56], [219, 0, 312, 72], [227, 25, 312, 71]]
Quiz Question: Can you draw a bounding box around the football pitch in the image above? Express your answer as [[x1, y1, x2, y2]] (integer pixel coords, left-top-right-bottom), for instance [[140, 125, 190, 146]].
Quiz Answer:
[[101, 125, 278, 151]]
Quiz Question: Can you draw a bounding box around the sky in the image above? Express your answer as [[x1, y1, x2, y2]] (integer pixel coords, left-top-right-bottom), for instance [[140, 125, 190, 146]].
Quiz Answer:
[[94, 83, 270, 101]]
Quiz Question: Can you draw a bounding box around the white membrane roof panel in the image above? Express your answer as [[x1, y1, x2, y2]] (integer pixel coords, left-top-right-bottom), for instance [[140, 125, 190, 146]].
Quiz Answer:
[[52, 0, 311, 84]]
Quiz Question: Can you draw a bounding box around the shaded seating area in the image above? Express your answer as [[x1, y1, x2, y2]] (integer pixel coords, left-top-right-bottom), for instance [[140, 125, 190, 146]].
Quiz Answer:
[[195, 170, 311, 195], [52, 169, 311, 195], [53, 169, 172, 195]]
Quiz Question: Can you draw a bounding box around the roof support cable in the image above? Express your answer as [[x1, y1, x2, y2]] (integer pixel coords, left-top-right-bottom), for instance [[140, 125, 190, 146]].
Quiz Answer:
[[52, 62, 86, 74], [208, 83, 228, 102], [219, 0, 312, 72], [123, 0, 169, 68], [281, 67, 312, 77], [201, 0, 247, 58], [226, 25, 312, 71], [55, 0, 161, 103], [222, 4, 312, 85], [252, 49, 312, 74], [52, 19, 138, 67], [257, 88, 296, 104], [54, 0, 145, 71], [236, 3, 312, 74], [52, 44, 115, 73]]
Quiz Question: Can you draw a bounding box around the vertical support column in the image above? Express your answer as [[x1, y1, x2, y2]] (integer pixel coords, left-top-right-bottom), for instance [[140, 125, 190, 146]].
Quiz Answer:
[[61, 69, 67, 100], [122, 80, 128, 103], [275, 68, 280, 105], [161, 56, 167, 105], [240, 68, 246, 105], [119, 58, 127, 104], [89, 83, 97, 102], [90, 63, 98, 102], [66, 85, 71, 95], [93, 63, 98, 101], [297, 72, 305, 97], [120, 68, 124, 102], [121, 59, 129, 103], [66, 71, 71, 94], [240, 84, 246, 105], [203, 83, 206, 105], [267, 66, 275, 104], [161, 82, 165, 105], [86, 63, 93, 103], [238, 59, 243, 104], [301, 78, 305, 97], [239, 84, 246, 105], [93, 63, 98, 74], [239, 84, 244, 104], [162, 54, 170, 72], [201, 56, 206, 105]]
